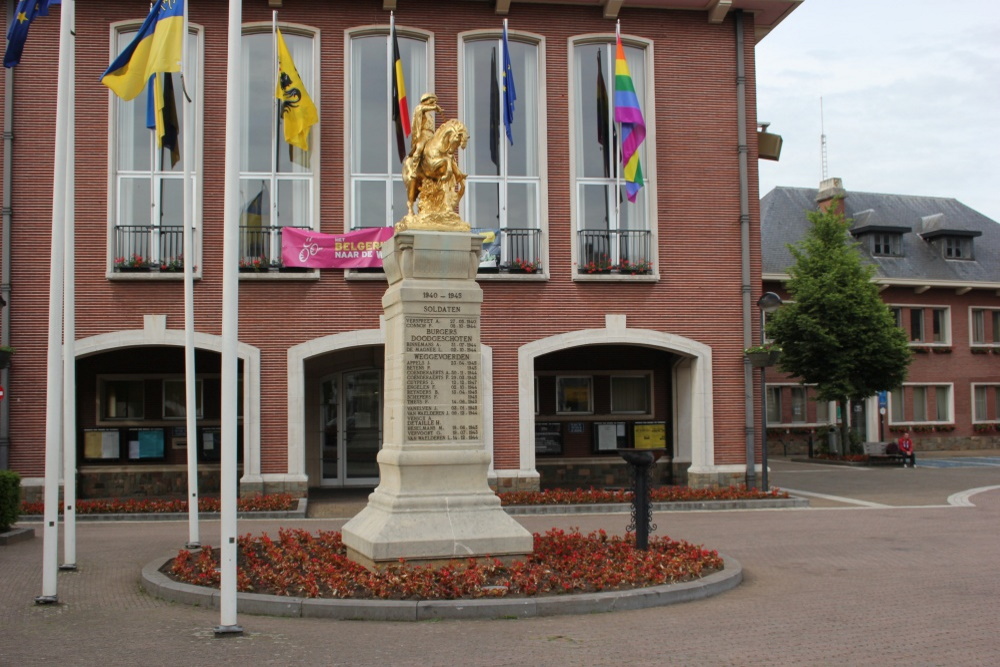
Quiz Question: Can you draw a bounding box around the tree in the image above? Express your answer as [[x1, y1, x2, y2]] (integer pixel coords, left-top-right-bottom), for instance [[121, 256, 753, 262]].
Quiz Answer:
[[767, 203, 911, 451]]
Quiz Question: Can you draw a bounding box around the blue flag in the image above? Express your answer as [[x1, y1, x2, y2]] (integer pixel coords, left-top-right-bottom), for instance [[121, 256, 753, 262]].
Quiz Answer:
[[501, 22, 516, 145], [4, 0, 61, 68]]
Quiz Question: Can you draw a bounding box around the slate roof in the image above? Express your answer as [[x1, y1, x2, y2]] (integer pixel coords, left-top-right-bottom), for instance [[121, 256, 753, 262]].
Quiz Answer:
[[760, 186, 1000, 285]]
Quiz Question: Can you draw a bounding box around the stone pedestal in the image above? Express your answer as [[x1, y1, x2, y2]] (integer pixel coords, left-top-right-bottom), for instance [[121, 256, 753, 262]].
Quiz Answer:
[[342, 231, 533, 567]]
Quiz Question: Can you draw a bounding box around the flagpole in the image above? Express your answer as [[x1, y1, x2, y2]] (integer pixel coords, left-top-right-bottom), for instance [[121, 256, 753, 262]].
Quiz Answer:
[[500, 22, 508, 236], [387, 13, 395, 225], [36, 0, 74, 605], [614, 23, 622, 226], [60, 0, 77, 573], [271, 12, 279, 245], [215, 0, 243, 636], [181, 0, 200, 550]]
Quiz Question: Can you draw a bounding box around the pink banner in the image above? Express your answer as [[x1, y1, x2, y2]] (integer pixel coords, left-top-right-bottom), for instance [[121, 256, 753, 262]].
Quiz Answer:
[[281, 226, 394, 269]]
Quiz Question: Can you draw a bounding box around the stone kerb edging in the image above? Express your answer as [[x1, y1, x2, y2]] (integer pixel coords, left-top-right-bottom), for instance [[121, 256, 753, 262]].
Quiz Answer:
[[17, 499, 309, 523], [142, 553, 742, 622], [503, 497, 809, 514]]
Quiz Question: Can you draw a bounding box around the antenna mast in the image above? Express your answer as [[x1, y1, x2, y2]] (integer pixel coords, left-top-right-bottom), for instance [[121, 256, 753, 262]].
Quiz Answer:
[[820, 96, 829, 180]]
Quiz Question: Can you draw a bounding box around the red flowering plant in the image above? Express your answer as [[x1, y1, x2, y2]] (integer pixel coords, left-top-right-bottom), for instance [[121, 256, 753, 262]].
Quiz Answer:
[[114, 253, 150, 269], [21, 493, 296, 516], [617, 258, 653, 275], [578, 254, 614, 273], [508, 257, 541, 273], [239, 255, 271, 272], [168, 527, 725, 600]]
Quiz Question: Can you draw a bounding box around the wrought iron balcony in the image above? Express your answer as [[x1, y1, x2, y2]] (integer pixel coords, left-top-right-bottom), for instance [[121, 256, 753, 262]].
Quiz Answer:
[[577, 229, 653, 275], [477, 227, 542, 274], [113, 225, 185, 271]]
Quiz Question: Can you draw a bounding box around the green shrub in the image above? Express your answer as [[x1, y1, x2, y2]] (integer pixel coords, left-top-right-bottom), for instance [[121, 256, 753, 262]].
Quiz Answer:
[[0, 470, 21, 531]]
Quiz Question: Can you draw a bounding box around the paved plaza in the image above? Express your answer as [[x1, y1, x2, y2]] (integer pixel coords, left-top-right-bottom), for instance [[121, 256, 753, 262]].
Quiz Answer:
[[2, 453, 1000, 666]]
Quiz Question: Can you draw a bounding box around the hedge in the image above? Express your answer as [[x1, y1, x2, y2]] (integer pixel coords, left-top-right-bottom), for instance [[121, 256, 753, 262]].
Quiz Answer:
[[0, 470, 21, 531]]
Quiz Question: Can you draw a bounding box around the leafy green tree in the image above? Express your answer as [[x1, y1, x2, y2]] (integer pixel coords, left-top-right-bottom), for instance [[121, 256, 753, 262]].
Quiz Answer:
[[767, 203, 911, 451]]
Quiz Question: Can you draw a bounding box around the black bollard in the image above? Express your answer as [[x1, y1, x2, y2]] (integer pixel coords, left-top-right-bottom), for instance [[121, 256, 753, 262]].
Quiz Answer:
[[616, 448, 666, 550]]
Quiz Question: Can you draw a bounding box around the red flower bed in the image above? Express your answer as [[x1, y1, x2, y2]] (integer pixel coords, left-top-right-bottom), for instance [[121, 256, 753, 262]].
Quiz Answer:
[[497, 485, 788, 506], [21, 493, 297, 516], [168, 527, 724, 600]]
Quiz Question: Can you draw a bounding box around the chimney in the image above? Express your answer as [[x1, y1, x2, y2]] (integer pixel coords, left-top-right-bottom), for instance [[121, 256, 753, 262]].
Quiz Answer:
[[816, 177, 846, 216]]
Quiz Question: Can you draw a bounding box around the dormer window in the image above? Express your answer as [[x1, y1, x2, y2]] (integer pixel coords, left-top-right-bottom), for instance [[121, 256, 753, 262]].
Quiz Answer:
[[943, 236, 972, 260], [872, 232, 902, 257]]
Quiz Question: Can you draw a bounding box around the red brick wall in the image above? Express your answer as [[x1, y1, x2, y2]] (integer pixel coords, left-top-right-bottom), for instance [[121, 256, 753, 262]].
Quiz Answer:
[[1, 1, 762, 477]]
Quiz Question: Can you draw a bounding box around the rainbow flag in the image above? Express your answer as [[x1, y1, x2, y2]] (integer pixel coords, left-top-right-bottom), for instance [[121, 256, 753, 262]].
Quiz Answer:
[[614, 32, 645, 202], [101, 0, 184, 101]]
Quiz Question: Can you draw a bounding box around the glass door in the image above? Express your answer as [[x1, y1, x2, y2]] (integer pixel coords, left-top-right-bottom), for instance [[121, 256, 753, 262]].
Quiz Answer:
[[319, 369, 382, 486]]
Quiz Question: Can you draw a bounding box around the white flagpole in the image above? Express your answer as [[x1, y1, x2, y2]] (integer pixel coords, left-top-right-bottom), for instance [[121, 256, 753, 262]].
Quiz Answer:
[[182, 0, 200, 550], [500, 21, 508, 231], [37, 0, 74, 605], [270, 11, 278, 243], [215, 0, 243, 635], [387, 13, 395, 224], [614, 22, 622, 225], [61, 0, 77, 572]]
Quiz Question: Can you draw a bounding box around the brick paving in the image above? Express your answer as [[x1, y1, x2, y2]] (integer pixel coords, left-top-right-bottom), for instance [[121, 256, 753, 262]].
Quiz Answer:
[[2, 457, 1000, 666]]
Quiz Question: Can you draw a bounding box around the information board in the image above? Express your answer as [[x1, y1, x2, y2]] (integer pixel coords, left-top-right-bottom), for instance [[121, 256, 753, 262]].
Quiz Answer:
[[634, 421, 667, 450], [535, 422, 562, 455]]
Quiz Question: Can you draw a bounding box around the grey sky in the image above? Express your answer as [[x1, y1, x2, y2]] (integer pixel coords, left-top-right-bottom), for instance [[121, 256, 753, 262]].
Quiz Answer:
[[756, 0, 1000, 222]]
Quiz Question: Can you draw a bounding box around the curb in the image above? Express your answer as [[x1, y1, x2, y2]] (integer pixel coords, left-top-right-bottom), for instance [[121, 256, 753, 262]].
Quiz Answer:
[[503, 498, 809, 514], [0, 526, 36, 546], [17, 499, 309, 523], [142, 552, 742, 621]]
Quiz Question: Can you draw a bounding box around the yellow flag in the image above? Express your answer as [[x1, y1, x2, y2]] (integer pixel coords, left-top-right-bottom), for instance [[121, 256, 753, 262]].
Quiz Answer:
[[275, 28, 318, 152]]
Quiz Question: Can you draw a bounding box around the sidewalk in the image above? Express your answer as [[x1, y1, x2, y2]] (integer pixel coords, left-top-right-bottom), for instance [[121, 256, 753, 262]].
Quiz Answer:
[[2, 457, 999, 665]]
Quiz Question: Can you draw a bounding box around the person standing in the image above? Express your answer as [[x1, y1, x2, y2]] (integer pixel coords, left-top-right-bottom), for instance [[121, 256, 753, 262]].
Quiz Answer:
[[898, 431, 916, 468]]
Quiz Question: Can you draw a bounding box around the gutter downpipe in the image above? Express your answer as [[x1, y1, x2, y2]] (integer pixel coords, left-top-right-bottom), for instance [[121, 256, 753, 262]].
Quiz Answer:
[[735, 11, 757, 488], [1, 2, 14, 470]]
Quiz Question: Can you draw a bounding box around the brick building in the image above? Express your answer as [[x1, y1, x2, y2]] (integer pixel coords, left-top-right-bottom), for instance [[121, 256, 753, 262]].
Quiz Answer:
[[761, 178, 1000, 455], [1, 0, 801, 500]]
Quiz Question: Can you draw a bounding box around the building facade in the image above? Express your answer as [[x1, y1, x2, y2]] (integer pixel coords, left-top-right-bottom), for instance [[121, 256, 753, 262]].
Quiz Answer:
[[761, 178, 1000, 455], [1, 0, 801, 500]]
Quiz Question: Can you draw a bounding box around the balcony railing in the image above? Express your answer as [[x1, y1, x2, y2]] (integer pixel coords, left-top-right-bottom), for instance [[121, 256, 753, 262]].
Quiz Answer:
[[114, 225, 184, 271], [239, 225, 310, 271], [577, 229, 652, 274], [477, 227, 542, 273]]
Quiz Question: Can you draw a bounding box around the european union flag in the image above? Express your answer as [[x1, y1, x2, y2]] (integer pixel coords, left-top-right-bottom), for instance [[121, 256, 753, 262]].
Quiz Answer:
[[4, 0, 61, 69], [501, 21, 516, 145]]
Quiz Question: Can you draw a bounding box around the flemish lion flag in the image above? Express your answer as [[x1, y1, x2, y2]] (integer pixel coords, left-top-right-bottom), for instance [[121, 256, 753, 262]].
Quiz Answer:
[[275, 27, 318, 152]]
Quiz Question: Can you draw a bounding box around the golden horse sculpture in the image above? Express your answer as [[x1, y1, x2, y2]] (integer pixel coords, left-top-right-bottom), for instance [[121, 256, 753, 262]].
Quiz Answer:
[[396, 117, 471, 233]]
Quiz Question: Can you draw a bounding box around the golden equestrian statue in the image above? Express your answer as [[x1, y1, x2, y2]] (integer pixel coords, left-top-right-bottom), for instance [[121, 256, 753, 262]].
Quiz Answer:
[[396, 93, 471, 233]]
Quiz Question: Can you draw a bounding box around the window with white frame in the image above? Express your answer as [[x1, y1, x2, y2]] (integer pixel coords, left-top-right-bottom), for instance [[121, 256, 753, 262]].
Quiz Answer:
[[766, 386, 781, 424], [239, 28, 318, 268], [890, 384, 953, 424], [111, 25, 201, 272], [101, 379, 145, 420], [971, 308, 1000, 345], [943, 236, 972, 259], [972, 384, 1000, 422], [348, 29, 429, 230], [766, 385, 829, 425], [461, 33, 542, 272], [572, 37, 652, 276], [894, 306, 949, 345]]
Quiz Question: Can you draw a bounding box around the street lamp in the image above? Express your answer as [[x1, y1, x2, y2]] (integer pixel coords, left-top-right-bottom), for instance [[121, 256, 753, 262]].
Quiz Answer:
[[757, 292, 782, 491]]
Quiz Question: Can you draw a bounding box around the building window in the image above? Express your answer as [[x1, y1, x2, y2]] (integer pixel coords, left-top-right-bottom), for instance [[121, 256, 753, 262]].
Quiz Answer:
[[909, 308, 924, 342], [971, 385, 999, 422], [101, 380, 145, 420], [162, 379, 204, 419], [790, 387, 807, 423], [111, 25, 201, 273], [556, 376, 593, 414], [610, 375, 650, 414], [871, 233, 902, 257], [766, 386, 781, 424], [571, 37, 653, 276], [896, 306, 949, 345], [348, 28, 429, 230], [943, 236, 972, 259], [971, 308, 1000, 346], [239, 28, 318, 268], [890, 384, 953, 424], [461, 32, 543, 272], [815, 397, 830, 423]]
